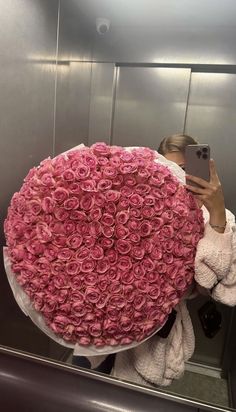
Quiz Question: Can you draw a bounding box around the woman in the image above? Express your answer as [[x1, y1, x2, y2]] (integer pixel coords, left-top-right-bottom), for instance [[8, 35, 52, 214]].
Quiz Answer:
[[73, 134, 236, 385]]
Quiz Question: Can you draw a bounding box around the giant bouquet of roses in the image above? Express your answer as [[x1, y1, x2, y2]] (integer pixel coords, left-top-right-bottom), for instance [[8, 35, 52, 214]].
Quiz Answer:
[[4, 143, 204, 354]]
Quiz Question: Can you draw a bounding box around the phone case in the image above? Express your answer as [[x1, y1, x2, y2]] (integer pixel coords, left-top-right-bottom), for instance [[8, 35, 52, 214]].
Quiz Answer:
[[185, 144, 210, 184]]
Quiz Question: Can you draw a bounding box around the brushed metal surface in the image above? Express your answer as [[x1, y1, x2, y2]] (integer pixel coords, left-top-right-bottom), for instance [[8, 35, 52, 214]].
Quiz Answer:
[[88, 62, 115, 145], [73, 0, 236, 64], [0, 0, 68, 361], [54, 60, 91, 154], [0, 347, 210, 412], [0, 0, 58, 236], [185, 72, 236, 215], [112, 67, 190, 148]]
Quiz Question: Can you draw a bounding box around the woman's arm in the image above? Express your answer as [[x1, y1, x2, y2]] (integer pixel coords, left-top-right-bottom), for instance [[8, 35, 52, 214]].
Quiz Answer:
[[194, 210, 236, 306]]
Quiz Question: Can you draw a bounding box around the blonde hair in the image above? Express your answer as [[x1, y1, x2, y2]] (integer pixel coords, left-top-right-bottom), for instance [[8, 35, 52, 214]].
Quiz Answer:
[[158, 134, 198, 155]]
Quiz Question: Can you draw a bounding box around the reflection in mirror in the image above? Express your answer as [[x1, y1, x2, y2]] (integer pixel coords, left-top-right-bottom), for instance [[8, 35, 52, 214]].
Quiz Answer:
[[1, 1, 236, 411]]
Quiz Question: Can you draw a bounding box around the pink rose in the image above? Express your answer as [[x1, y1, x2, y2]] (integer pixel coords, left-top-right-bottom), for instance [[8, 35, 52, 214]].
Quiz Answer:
[[86, 287, 100, 303], [160, 225, 174, 238], [80, 180, 96, 192], [120, 271, 134, 285], [131, 246, 145, 260], [80, 193, 94, 211], [105, 190, 120, 202], [94, 193, 105, 207], [92, 142, 110, 156], [36, 257, 51, 272], [149, 285, 161, 299], [140, 221, 152, 237], [116, 239, 131, 255], [63, 197, 80, 210], [128, 219, 141, 232], [81, 152, 97, 169], [120, 316, 133, 332], [75, 165, 90, 179], [66, 234, 82, 249], [65, 261, 81, 275], [102, 225, 114, 238], [117, 256, 132, 272], [120, 186, 133, 198], [116, 210, 129, 225], [83, 236, 96, 248], [52, 187, 69, 203], [142, 206, 155, 218], [117, 197, 129, 210], [54, 207, 69, 221], [105, 249, 118, 265], [135, 279, 149, 292], [44, 244, 59, 261], [28, 200, 42, 215], [96, 295, 109, 309], [133, 294, 147, 310], [79, 336, 91, 346], [63, 221, 76, 234], [120, 163, 137, 174], [81, 259, 95, 273], [70, 210, 87, 221], [104, 202, 117, 215], [115, 225, 129, 239], [109, 295, 126, 309], [135, 184, 151, 196], [96, 258, 110, 273], [84, 273, 97, 286], [150, 246, 162, 260], [101, 213, 115, 226], [129, 233, 141, 243], [130, 208, 142, 219], [125, 175, 136, 186], [89, 221, 102, 236], [137, 168, 151, 180], [99, 237, 114, 249], [103, 166, 118, 179], [112, 175, 124, 187], [89, 323, 102, 337], [91, 245, 104, 260], [62, 169, 75, 182], [97, 179, 112, 191], [129, 194, 144, 208], [36, 223, 52, 243], [143, 195, 155, 206], [89, 207, 102, 221], [141, 257, 155, 272], [75, 247, 90, 261]]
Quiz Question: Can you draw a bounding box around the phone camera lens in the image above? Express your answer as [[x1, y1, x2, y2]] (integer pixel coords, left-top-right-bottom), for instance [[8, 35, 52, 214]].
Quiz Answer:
[[196, 150, 202, 158], [202, 147, 208, 153], [202, 154, 208, 159]]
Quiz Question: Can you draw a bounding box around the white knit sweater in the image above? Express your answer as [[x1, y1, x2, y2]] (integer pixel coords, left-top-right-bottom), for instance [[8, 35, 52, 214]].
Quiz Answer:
[[88, 208, 236, 386]]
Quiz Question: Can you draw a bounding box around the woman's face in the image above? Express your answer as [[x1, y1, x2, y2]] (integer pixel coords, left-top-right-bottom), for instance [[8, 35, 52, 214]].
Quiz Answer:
[[164, 151, 185, 170]]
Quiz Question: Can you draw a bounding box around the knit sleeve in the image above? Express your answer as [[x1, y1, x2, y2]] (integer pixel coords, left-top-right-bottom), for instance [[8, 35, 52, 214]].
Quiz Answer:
[[194, 209, 236, 306]]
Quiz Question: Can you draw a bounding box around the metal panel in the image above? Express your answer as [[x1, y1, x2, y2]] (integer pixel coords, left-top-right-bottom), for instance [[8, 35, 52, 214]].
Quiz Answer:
[[54, 61, 92, 154], [0, 0, 69, 360], [0, 347, 201, 412], [88, 62, 115, 145], [112, 67, 191, 148], [185, 72, 236, 368], [54, 0, 95, 154], [185, 72, 236, 215], [74, 0, 236, 64]]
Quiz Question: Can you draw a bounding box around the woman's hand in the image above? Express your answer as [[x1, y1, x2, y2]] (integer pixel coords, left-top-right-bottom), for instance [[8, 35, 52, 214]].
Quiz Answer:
[[186, 159, 226, 233]]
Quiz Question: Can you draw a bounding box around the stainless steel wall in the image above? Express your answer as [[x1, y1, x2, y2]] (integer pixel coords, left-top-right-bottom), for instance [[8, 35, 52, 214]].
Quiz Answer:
[[112, 67, 191, 147], [85, 0, 236, 64], [185, 72, 236, 215], [0, 0, 59, 356], [0, 0, 93, 358]]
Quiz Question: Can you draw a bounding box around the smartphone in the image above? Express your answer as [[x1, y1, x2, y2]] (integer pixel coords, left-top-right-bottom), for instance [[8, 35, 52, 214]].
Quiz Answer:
[[185, 144, 210, 185]]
